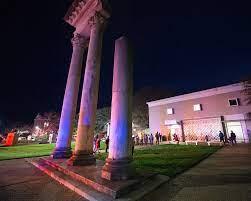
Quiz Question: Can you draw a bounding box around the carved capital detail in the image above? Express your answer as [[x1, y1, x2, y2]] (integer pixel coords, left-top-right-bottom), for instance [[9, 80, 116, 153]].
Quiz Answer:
[[88, 12, 107, 29], [71, 33, 89, 48]]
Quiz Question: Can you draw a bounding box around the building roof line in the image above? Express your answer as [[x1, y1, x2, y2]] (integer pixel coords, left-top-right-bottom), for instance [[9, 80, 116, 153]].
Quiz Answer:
[[147, 82, 244, 107]]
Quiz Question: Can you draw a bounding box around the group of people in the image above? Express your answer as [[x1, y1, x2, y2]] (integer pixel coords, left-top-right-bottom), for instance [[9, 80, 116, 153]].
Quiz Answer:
[[219, 130, 237, 145], [93, 135, 110, 154], [155, 132, 162, 144], [93, 129, 238, 154], [134, 132, 163, 146]]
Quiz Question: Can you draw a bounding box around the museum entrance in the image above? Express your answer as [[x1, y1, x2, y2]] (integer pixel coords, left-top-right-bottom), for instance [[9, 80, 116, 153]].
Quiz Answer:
[[226, 121, 244, 143]]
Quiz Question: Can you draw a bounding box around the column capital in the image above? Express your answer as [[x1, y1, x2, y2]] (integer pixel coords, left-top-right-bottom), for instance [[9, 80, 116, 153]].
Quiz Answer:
[[71, 33, 89, 48], [88, 12, 107, 30]]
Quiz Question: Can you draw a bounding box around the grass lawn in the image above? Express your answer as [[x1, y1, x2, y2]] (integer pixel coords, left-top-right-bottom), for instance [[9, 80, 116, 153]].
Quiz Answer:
[[0, 143, 219, 177], [97, 144, 220, 177], [0, 141, 106, 161], [0, 143, 56, 161]]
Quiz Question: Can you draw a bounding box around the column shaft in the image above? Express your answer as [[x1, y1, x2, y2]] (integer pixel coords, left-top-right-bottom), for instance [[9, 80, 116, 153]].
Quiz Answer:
[[52, 34, 87, 159], [101, 36, 134, 180], [68, 14, 105, 165]]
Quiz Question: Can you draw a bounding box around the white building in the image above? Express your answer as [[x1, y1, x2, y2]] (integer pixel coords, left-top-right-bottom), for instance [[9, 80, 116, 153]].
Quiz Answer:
[[147, 83, 251, 143]]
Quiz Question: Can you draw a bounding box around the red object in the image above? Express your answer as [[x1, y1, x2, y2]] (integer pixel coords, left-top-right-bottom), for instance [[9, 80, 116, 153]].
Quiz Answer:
[[96, 139, 101, 149], [5, 133, 16, 146]]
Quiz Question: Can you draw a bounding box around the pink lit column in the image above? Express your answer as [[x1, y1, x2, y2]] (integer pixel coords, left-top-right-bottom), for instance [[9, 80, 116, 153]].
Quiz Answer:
[[52, 34, 88, 159], [101, 36, 134, 180], [68, 13, 106, 165]]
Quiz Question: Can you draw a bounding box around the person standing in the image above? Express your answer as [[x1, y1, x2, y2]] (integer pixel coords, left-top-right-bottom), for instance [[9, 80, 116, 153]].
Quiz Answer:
[[105, 136, 109, 153], [95, 137, 101, 153], [136, 135, 139, 145], [150, 133, 154, 145], [173, 133, 179, 144], [140, 133, 144, 145], [155, 132, 159, 145], [48, 133, 53, 144], [159, 133, 162, 142], [219, 131, 225, 144], [230, 130, 237, 145], [205, 135, 209, 142], [93, 134, 98, 152], [144, 134, 148, 145]]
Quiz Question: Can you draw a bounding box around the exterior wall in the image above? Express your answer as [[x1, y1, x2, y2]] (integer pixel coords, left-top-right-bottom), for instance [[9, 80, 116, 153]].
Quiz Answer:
[[148, 105, 162, 134], [158, 90, 250, 122], [148, 84, 251, 143]]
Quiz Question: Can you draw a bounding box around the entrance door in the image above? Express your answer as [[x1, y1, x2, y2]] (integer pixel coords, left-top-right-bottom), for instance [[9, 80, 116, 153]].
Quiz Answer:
[[226, 121, 244, 143], [170, 124, 182, 141]]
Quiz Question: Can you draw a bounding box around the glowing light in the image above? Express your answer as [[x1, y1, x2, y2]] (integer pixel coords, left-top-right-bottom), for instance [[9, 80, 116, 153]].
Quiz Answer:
[[167, 108, 174, 115], [193, 104, 202, 111], [44, 122, 49, 127]]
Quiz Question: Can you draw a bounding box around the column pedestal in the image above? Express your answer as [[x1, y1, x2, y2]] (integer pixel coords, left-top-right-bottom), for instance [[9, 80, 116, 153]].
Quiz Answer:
[[67, 150, 95, 166], [102, 158, 134, 181], [52, 147, 72, 159]]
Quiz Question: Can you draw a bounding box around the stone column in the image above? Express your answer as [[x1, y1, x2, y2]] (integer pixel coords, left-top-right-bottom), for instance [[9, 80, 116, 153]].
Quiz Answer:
[[68, 13, 106, 165], [52, 34, 88, 159], [101, 36, 134, 180]]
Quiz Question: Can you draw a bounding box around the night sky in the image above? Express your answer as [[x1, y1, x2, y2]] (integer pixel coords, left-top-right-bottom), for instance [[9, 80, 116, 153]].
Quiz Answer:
[[1, 0, 251, 124]]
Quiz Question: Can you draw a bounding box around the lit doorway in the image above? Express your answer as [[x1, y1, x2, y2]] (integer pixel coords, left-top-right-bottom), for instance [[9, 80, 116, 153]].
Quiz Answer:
[[226, 121, 244, 143], [170, 124, 182, 141]]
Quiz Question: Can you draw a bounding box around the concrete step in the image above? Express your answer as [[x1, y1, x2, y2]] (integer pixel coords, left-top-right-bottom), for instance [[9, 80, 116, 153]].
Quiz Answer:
[[40, 157, 144, 198], [27, 158, 114, 201], [41, 157, 116, 196], [27, 157, 169, 201]]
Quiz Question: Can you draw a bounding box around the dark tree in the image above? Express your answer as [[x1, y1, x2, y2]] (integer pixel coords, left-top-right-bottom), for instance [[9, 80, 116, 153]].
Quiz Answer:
[[242, 77, 251, 105], [94, 107, 111, 135]]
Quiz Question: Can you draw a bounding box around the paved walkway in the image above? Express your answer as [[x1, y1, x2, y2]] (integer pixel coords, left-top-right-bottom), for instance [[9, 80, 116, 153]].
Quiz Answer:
[[142, 144, 251, 201], [0, 159, 86, 201]]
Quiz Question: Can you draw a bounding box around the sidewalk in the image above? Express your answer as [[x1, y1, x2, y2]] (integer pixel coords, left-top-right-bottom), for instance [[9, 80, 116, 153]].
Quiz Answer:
[[141, 144, 251, 201], [0, 159, 86, 201]]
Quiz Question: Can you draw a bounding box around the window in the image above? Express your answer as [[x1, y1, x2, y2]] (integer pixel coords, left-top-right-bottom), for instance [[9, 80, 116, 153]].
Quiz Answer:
[[193, 104, 202, 111], [228, 98, 240, 106], [167, 108, 174, 115]]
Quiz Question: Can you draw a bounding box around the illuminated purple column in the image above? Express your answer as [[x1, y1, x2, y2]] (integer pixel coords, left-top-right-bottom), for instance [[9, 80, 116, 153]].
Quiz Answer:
[[68, 13, 106, 165], [52, 34, 88, 159], [101, 36, 134, 180]]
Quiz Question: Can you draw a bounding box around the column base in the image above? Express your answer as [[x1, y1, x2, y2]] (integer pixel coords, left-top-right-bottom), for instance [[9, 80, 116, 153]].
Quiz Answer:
[[101, 157, 135, 181], [51, 147, 72, 159], [67, 150, 96, 166]]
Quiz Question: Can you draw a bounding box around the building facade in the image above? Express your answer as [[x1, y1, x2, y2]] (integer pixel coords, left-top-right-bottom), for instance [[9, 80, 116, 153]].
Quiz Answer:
[[147, 83, 251, 143]]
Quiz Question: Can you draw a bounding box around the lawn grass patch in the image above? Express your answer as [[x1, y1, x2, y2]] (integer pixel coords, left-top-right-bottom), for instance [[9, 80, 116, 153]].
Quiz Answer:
[[0, 141, 106, 161], [0, 143, 56, 160], [96, 144, 219, 177]]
